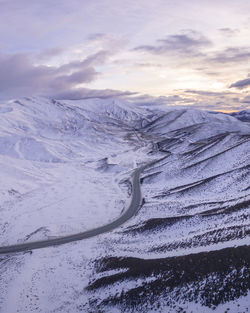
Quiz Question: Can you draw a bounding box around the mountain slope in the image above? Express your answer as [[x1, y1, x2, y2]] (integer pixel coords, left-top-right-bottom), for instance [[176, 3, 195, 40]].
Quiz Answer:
[[0, 97, 249, 313]]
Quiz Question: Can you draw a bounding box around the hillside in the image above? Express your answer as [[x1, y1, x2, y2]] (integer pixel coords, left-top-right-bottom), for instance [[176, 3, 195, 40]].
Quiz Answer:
[[0, 97, 249, 313]]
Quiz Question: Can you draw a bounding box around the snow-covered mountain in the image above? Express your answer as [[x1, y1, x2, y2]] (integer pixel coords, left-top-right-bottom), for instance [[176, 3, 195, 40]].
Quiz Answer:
[[230, 109, 250, 122], [0, 97, 249, 313]]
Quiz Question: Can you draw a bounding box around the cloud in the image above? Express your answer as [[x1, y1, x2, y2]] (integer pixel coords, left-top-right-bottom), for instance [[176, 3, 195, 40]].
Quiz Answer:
[[37, 47, 64, 61], [230, 76, 250, 89], [134, 31, 211, 57], [88, 33, 107, 41], [135, 62, 162, 68], [126, 89, 250, 112], [209, 47, 250, 64], [128, 94, 193, 107], [87, 32, 127, 53], [125, 89, 250, 112], [218, 28, 239, 36], [241, 96, 250, 103], [185, 90, 232, 96], [54, 88, 137, 100], [57, 50, 110, 72], [0, 50, 111, 99]]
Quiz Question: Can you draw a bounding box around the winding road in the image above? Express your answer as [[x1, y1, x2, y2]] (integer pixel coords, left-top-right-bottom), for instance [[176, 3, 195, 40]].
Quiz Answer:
[[0, 164, 146, 255]]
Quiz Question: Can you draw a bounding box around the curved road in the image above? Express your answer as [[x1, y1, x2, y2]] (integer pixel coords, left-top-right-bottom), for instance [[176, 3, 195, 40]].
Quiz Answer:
[[0, 164, 146, 255]]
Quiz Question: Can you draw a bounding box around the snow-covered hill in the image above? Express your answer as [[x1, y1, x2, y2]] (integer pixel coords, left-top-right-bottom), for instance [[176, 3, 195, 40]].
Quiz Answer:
[[0, 97, 156, 244], [0, 97, 249, 313]]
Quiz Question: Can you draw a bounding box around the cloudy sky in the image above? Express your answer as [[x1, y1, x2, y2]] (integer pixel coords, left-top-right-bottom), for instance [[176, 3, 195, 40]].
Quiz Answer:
[[1, 0, 250, 111]]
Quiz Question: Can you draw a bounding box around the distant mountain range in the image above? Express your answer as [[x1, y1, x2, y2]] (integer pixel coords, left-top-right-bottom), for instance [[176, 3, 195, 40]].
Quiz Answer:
[[229, 109, 250, 122]]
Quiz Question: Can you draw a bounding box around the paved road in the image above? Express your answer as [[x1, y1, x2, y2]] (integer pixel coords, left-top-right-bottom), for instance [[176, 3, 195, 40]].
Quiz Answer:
[[0, 165, 146, 255]]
